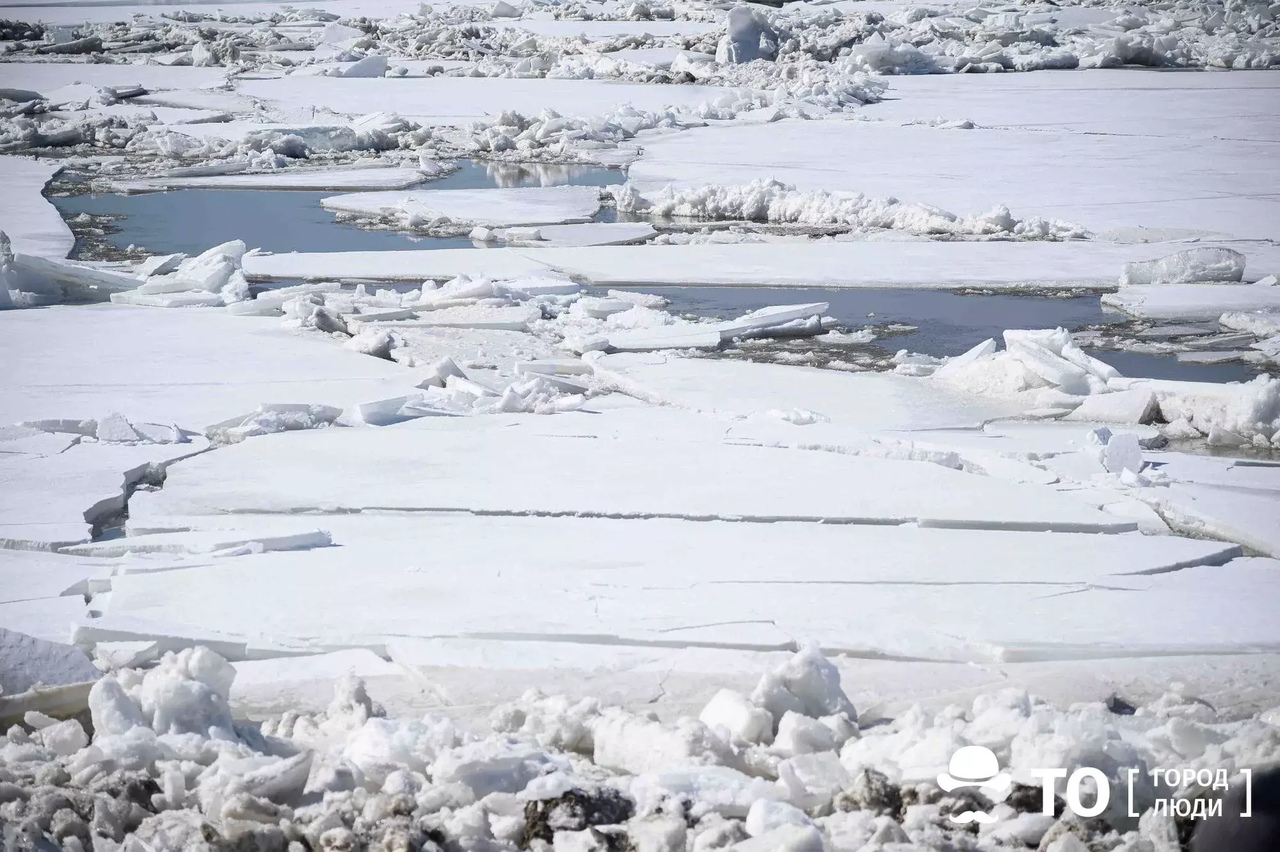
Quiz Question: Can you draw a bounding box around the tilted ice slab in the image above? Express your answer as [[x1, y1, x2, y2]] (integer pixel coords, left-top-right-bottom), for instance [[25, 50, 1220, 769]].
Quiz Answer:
[[130, 410, 1133, 533], [533, 242, 1280, 289], [321, 185, 602, 228], [1102, 284, 1280, 321], [604, 303, 829, 352], [241, 240, 1280, 288], [1152, 483, 1280, 560], [111, 166, 434, 194], [99, 512, 1255, 662], [0, 62, 228, 98]]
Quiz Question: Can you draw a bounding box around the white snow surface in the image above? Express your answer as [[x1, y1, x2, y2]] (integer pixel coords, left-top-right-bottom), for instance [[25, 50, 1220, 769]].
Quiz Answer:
[[4, 1, 1280, 842], [0, 157, 74, 260]]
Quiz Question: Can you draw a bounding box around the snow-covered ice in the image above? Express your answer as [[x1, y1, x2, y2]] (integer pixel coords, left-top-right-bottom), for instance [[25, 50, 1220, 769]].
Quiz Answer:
[[3, 0, 1280, 846]]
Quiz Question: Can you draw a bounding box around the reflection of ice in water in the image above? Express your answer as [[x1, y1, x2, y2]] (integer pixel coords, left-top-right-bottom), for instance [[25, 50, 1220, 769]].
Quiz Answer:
[[481, 161, 624, 189]]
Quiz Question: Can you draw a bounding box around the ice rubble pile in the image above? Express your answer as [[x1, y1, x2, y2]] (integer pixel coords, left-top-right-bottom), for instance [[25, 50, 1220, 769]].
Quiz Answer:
[[919, 327, 1280, 449], [801, 0, 1280, 74], [459, 72, 880, 162], [0, 230, 138, 308], [613, 179, 1090, 240], [11, 413, 190, 446], [4, 644, 1278, 852], [110, 240, 252, 308]]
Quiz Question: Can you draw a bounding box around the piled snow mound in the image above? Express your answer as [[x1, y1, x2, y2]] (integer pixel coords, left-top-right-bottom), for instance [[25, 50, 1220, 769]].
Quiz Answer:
[[4, 644, 1278, 851], [1119, 247, 1248, 287], [112, 241, 252, 308], [612, 179, 1090, 240]]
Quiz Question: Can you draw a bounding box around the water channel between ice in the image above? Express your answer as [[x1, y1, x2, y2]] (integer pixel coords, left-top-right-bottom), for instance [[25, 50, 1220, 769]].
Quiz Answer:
[[53, 160, 1259, 384]]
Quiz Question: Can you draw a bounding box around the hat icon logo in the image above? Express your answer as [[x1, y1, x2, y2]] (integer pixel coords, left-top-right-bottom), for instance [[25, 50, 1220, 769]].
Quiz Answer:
[[938, 746, 1012, 824]]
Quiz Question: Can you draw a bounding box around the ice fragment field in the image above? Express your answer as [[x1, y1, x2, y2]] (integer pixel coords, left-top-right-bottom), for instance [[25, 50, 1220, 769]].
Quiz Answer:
[[2, 0, 1280, 849]]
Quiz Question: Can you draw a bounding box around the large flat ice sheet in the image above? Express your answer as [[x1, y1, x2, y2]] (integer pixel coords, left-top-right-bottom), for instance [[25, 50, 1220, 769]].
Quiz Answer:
[[241, 240, 1280, 287], [99, 512, 1257, 663], [868, 71, 1280, 143], [0, 304, 412, 429], [321, 185, 602, 227], [0, 157, 74, 260], [130, 410, 1133, 532]]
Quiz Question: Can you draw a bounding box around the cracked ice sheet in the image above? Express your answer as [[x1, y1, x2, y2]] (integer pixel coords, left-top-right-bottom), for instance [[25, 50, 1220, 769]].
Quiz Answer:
[[1152, 483, 1280, 560], [241, 240, 1280, 288], [235, 76, 731, 127], [0, 157, 75, 260], [628, 115, 1280, 241], [321, 185, 602, 228], [0, 304, 412, 429], [0, 549, 105, 603], [100, 513, 1252, 663], [128, 406, 1133, 532], [0, 439, 207, 549]]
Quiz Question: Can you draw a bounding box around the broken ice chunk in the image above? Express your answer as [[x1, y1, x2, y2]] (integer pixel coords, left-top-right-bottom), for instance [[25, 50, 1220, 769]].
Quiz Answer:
[[1062, 389, 1158, 425], [1120, 248, 1246, 287], [750, 644, 857, 726], [1089, 428, 1144, 476], [136, 253, 185, 278], [700, 689, 774, 745]]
